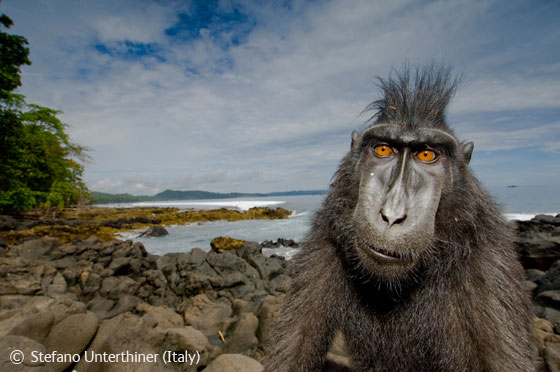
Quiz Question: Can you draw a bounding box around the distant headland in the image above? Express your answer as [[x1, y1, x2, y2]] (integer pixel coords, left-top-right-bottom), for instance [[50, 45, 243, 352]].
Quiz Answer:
[[90, 189, 327, 204]]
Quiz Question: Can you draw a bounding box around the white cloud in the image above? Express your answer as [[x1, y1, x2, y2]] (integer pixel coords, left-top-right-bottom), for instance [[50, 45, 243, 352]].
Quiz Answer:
[[89, 4, 173, 44], [460, 121, 560, 152], [3, 0, 559, 194], [452, 75, 560, 114]]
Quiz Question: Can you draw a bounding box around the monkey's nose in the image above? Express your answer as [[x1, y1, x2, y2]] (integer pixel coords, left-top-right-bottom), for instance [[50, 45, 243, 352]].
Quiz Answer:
[[380, 208, 407, 226]]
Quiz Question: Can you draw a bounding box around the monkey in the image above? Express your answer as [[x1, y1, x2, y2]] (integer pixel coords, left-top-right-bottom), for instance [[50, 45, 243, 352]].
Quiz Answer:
[[263, 65, 538, 372]]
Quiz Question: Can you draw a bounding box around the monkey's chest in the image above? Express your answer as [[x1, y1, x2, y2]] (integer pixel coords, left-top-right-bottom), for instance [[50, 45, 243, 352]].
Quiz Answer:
[[342, 305, 470, 372]]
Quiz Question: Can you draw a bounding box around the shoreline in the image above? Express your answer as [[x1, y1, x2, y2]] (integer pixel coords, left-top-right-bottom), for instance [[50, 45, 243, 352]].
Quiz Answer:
[[0, 206, 292, 246], [0, 212, 558, 370]]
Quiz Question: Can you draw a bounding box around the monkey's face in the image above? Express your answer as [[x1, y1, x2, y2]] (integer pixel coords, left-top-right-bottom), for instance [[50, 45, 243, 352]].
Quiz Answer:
[[350, 124, 460, 279]]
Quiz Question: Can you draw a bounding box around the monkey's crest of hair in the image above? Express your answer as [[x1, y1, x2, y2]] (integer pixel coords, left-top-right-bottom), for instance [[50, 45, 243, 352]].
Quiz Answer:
[[366, 64, 462, 130]]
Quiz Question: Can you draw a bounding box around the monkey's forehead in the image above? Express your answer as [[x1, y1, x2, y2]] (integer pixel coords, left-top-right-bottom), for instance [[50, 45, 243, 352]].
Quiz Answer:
[[361, 124, 458, 151]]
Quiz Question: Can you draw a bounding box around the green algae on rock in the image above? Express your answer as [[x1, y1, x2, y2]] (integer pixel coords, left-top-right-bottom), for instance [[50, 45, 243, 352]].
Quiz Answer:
[[210, 237, 246, 252]]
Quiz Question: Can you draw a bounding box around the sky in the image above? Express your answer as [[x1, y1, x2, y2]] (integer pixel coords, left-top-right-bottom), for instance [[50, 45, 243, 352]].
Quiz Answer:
[[2, 0, 559, 195]]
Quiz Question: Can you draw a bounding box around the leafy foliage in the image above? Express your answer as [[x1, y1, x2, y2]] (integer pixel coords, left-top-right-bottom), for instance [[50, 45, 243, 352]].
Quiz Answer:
[[0, 14, 88, 213], [0, 14, 30, 99]]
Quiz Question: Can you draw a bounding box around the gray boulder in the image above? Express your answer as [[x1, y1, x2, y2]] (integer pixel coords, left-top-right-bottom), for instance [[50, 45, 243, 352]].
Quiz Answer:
[[44, 312, 99, 372], [8, 311, 55, 344], [0, 335, 54, 371], [139, 226, 169, 238], [183, 294, 234, 343], [14, 238, 61, 261], [222, 312, 259, 355], [75, 310, 210, 372], [202, 353, 263, 372], [257, 295, 284, 354]]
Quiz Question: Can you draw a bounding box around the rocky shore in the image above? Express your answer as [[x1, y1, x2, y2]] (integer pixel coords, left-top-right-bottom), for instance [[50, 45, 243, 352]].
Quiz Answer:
[[0, 211, 558, 371], [0, 206, 291, 245], [513, 214, 560, 372]]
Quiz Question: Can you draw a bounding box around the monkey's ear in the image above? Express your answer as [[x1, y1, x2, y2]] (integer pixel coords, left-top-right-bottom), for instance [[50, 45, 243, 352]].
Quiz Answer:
[[351, 131, 361, 151], [461, 142, 474, 164]]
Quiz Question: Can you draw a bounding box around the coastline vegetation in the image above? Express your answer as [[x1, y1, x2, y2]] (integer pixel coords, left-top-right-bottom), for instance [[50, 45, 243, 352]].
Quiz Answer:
[[0, 14, 88, 213]]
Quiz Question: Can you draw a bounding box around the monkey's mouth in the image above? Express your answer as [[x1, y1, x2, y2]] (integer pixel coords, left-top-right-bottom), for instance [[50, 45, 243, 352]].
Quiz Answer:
[[359, 239, 413, 264]]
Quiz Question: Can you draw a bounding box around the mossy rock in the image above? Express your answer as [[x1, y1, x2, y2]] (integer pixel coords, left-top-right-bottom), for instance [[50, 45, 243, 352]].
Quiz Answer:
[[210, 237, 245, 252], [0, 206, 292, 244]]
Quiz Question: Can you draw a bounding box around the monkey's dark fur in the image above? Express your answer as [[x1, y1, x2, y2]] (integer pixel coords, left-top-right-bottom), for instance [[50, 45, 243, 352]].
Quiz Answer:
[[264, 65, 538, 372]]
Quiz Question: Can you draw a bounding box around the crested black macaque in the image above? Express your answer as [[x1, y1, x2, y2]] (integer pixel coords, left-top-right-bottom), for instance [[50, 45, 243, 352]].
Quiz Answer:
[[263, 65, 538, 372]]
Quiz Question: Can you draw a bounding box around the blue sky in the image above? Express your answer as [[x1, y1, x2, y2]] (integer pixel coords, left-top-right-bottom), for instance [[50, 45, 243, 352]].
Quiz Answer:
[[2, 0, 559, 194]]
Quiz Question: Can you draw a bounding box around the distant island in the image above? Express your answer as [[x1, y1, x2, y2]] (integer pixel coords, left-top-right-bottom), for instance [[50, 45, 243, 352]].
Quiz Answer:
[[90, 189, 328, 204]]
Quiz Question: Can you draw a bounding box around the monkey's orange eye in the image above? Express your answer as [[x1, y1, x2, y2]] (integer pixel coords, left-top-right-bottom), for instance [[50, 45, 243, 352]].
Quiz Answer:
[[417, 149, 437, 163], [374, 145, 394, 157]]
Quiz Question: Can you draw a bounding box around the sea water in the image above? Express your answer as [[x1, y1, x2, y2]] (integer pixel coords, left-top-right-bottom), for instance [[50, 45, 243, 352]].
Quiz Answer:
[[115, 195, 323, 258], [111, 185, 559, 257]]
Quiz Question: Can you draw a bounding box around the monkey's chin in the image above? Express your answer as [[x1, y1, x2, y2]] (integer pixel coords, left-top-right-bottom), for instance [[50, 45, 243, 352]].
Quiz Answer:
[[355, 240, 417, 279]]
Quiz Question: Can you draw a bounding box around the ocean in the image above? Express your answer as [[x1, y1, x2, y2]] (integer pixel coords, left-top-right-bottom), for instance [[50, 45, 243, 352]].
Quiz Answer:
[[113, 185, 560, 257]]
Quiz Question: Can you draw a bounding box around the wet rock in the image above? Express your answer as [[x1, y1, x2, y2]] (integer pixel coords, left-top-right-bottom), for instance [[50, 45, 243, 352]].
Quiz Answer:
[[235, 241, 261, 260], [246, 254, 284, 281], [139, 225, 168, 238], [535, 214, 560, 226], [103, 216, 161, 229], [205, 252, 262, 299]]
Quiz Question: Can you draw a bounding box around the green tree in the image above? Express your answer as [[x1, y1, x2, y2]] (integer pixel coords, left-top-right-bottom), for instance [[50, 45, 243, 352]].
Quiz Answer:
[[0, 13, 88, 213]]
